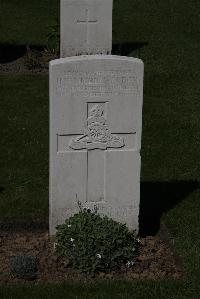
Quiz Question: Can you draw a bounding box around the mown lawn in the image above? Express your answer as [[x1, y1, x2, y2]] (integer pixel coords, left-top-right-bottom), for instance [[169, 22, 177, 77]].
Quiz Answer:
[[0, 0, 59, 46], [0, 75, 49, 224], [0, 0, 200, 298]]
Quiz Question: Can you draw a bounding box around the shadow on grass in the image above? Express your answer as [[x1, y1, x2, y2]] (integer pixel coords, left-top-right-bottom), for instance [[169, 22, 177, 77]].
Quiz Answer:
[[1, 181, 198, 234], [112, 42, 148, 56], [0, 44, 44, 63], [0, 187, 4, 193], [1, 181, 198, 235], [0, 42, 148, 63], [139, 180, 199, 236], [0, 44, 26, 63], [0, 221, 48, 233]]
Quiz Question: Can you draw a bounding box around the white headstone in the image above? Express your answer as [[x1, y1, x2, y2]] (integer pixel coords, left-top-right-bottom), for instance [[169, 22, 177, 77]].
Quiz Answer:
[[60, 0, 113, 57], [49, 55, 144, 235]]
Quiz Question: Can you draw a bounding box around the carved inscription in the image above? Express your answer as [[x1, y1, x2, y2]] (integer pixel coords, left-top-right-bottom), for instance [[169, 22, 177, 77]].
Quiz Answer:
[[77, 9, 98, 45], [69, 104, 124, 150], [66, 47, 110, 55], [56, 70, 139, 97]]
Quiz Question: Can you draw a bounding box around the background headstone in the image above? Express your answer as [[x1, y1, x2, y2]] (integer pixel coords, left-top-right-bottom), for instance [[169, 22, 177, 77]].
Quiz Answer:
[[60, 0, 113, 57], [49, 55, 144, 235]]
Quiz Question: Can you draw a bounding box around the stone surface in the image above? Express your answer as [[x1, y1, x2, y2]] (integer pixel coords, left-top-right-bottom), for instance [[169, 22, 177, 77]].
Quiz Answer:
[[49, 55, 144, 235], [60, 0, 113, 57]]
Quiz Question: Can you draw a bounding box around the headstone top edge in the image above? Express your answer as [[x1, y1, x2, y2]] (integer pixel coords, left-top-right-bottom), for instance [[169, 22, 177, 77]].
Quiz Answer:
[[50, 55, 144, 67]]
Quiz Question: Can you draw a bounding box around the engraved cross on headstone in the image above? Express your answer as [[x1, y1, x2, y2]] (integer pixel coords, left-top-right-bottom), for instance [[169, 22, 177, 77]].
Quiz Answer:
[[58, 103, 136, 203], [77, 9, 98, 46]]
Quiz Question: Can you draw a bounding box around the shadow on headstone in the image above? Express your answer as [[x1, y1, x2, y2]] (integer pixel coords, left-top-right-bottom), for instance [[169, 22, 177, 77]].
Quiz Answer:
[[139, 180, 199, 236], [112, 42, 148, 56]]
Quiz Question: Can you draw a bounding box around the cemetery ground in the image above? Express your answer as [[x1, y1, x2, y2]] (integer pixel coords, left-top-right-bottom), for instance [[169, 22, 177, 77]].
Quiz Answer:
[[0, 0, 200, 298]]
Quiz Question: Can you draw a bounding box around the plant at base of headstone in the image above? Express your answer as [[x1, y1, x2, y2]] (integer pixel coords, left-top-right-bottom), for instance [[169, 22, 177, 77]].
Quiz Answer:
[[55, 210, 140, 275], [46, 19, 60, 55], [24, 46, 42, 70], [10, 255, 38, 280]]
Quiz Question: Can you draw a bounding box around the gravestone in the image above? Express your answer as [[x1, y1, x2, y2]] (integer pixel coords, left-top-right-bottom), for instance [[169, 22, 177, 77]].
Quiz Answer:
[[49, 55, 144, 235], [60, 0, 113, 57]]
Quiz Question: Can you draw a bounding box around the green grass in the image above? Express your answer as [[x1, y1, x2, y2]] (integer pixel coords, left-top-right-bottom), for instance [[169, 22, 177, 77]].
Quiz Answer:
[[0, 0, 200, 297], [0, 280, 198, 299], [0, 0, 59, 46], [0, 75, 49, 224]]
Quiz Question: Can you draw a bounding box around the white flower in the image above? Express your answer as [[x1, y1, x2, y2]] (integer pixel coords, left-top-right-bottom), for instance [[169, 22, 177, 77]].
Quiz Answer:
[[136, 238, 141, 243], [70, 238, 74, 242], [96, 253, 102, 259], [53, 242, 58, 249], [126, 260, 135, 268], [67, 224, 71, 228]]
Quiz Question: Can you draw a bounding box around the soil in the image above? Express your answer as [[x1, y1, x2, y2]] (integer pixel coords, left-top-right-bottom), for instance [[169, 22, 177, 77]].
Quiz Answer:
[[0, 225, 183, 283]]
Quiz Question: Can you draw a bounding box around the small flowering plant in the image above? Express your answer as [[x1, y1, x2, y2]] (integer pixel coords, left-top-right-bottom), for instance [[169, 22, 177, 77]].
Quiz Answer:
[[55, 209, 140, 274]]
